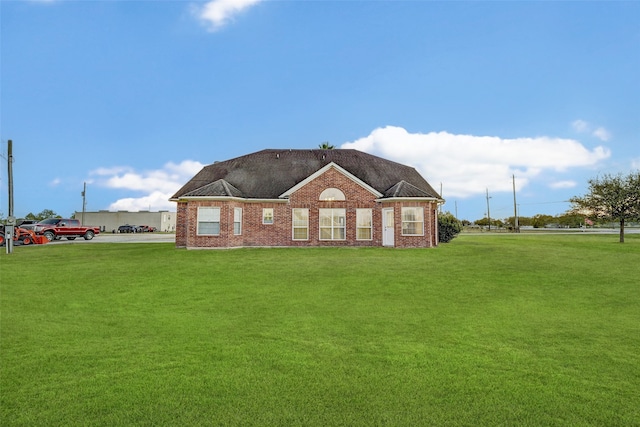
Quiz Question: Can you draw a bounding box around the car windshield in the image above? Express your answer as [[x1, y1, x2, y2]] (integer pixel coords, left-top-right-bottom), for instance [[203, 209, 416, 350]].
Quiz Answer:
[[39, 218, 61, 225]]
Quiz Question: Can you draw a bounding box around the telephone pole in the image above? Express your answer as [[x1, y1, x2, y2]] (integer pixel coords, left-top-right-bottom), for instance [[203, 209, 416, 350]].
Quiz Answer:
[[512, 174, 519, 233], [486, 188, 492, 232], [81, 182, 86, 225], [6, 140, 15, 254]]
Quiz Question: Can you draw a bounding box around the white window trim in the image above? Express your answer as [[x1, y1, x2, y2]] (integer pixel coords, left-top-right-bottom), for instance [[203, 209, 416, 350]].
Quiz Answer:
[[319, 208, 346, 241], [197, 207, 220, 236], [233, 207, 242, 235], [401, 207, 425, 236], [292, 208, 309, 241], [319, 188, 346, 201], [356, 209, 373, 241], [262, 208, 274, 225]]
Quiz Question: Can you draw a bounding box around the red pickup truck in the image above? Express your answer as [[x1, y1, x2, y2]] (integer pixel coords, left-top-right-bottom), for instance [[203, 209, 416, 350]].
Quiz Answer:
[[22, 218, 100, 241]]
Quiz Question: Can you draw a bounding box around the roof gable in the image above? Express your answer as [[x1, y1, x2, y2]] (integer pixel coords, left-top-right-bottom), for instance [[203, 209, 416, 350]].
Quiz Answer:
[[280, 162, 383, 198], [183, 179, 243, 198], [384, 180, 435, 198]]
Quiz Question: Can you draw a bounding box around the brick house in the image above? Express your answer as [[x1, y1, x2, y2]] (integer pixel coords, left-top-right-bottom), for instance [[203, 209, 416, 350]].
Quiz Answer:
[[170, 149, 444, 249]]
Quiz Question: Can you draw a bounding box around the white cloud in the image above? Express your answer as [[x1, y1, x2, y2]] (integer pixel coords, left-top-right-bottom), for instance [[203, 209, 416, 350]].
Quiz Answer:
[[592, 127, 611, 142], [549, 180, 577, 189], [632, 158, 640, 170], [49, 178, 61, 187], [90, 160, 205, 211], [572, 119, 612, 141], [195, 0, 262, 31], [571, 119, 590, 133], [341, 126, 610, 198], [108, 191, 178, 212]]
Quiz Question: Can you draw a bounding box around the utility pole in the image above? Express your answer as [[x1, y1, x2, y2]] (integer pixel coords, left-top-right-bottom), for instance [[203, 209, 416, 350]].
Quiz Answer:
[[486, 188, 491, 232], [81, 182, 86, 225], [6, 140, 15, 254], [512, 174, 519, 233]]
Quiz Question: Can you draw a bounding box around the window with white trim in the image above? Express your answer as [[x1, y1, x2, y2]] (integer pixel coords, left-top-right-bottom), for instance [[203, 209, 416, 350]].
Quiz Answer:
[[262, 208, 274, 224], [292, 208, 309, 240], [319, 188, 345, 201], [233, 207, 242, 235], [319, 208, 346, 240], [401, 207, 424, 236], [198, 207, 220, 235], [356, 209, 372, 240]]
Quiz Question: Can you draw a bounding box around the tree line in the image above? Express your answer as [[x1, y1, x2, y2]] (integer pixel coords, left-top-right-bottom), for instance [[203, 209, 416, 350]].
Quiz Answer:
[[469, 213, 596, 229]]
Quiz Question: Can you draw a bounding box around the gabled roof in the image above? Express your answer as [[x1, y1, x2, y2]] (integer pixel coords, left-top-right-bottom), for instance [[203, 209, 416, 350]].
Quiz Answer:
[[182, 179, 244, 198], [383, 180, 435, 198], [171, 149, 442, 201]]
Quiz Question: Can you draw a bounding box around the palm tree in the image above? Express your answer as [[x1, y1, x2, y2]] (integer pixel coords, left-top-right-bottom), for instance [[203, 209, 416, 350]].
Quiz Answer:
[[318, 142, 335, 149]]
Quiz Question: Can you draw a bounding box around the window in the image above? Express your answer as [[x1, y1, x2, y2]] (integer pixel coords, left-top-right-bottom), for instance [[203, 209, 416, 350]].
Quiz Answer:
[[319, 188, 345, 201], [356, 209, 372, 240], [292, 208, 309, 240], [262, 208, 274, 224], [319, 208, 346, 240], [402, 207, 424, 236], [198, 207, 220, 235], [233, 207, 242, 235]]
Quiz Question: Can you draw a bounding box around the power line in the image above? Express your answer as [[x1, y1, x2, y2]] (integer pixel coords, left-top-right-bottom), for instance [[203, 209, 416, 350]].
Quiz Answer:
[[518, 200, 571, 206]]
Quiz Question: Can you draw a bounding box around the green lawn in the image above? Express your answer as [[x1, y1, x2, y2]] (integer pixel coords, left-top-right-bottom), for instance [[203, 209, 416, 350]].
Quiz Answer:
[[1, 235, 639, 426]]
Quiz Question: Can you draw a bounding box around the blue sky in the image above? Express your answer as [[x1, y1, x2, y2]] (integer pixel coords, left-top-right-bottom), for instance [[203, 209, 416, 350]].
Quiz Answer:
[[1, 0, 638, 222]]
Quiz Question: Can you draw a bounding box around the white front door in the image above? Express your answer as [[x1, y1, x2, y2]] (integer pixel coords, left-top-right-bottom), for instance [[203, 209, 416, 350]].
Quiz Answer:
[[382, 208, 394, 247]]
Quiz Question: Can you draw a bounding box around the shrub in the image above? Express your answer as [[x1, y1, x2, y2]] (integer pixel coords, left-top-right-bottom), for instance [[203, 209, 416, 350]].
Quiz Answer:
[[438, 211, 462, 243]]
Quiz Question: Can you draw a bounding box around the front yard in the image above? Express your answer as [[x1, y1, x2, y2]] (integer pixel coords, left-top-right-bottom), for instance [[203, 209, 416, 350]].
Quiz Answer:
[[1, 234, 638, 425]]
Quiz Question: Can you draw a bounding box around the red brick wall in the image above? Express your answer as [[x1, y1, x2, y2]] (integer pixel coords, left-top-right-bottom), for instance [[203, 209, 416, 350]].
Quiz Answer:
[[286, 167, 380, 247], [174, 166, 439, 249], [175, 202, 188, 248]]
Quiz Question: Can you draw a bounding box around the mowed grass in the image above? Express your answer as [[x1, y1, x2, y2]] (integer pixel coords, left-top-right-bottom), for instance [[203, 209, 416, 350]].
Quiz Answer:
[[1, 235, 639, 426]]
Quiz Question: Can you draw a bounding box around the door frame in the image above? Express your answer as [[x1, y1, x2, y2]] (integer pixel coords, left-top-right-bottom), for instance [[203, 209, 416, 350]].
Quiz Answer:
[[382, 208, 394, 247]]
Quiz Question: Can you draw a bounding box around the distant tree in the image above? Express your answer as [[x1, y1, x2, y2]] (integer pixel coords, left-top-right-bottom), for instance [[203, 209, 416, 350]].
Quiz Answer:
[[473, 217, 501, 229], [570, 171, 640, 243], [474, 217, 489, 227], [318, 142, 335, 149], [557, 212, 583, 228], [25, 209, 60, 221], [438, 212, 462, 243], [532, 214, 554, 228], [516, 216, 533, 227]]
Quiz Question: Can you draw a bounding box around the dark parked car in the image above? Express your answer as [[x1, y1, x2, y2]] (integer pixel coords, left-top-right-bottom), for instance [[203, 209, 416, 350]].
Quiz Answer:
[[138, 225, 156, 232], [118, 224, 137, 233]]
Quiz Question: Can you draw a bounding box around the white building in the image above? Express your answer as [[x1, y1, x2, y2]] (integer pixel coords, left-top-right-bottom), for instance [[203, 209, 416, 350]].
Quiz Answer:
[[74, 211, 176, 233]]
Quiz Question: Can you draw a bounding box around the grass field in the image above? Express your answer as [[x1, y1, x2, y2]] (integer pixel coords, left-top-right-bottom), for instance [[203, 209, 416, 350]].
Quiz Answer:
[[1, 235, 639, 426]]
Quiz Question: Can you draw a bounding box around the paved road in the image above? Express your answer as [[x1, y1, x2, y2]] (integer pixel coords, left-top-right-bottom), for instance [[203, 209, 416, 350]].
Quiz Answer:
[[47, 232, 176, 244]]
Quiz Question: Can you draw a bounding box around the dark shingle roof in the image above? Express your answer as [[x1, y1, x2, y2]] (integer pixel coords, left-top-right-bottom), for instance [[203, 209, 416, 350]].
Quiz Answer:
[[384, 180, 435, 198], [182, 179, 244, 198], [171, 149, 441, 200]]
